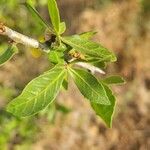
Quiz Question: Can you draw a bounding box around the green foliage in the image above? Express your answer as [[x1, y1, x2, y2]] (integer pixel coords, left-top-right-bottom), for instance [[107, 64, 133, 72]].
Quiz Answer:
[[48, 51, 64, 64], [24, 2, 53, 32], [69, 68, 110, 105], [101, 75, 126, 85], [59, 22, 66, 34], [62, 35, 117, 62], [7, 65, 66, 117], [79, 31, 97, 40], [48, 0, 60, 33], [91, 84, 116, 127], [0, 0, 125, 127], [0, 44, 18, 66]]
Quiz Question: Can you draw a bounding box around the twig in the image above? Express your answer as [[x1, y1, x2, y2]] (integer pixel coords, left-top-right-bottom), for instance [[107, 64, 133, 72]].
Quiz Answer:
[[0, 22, 49, 52], [0, 23, 105, 74], [75, 62, 105, 75]]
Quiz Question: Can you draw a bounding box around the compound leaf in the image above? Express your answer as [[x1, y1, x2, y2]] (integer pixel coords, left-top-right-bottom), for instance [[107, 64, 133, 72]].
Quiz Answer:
[[69, 68, 110, 105], [101, 75, 125, 85], [7, 65, 66, 117], [62, 35, 117, 62], [0, 45, 18, 66], [91, 84, 116, 127], [48, 0, 60, 33]]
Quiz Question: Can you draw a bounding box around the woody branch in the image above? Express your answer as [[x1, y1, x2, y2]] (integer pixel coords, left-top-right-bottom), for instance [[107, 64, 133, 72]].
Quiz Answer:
[[0, 22, 105, 74], [0, 22, 48, 51]]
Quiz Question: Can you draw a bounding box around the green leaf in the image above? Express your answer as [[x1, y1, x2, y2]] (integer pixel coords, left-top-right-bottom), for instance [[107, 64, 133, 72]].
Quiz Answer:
[[59, 22, 66, 34], [62, 35, 116, 62], [24, 2, 53, 32], [80, 31, 97, 40], [101, 75, 125, 85], [91, 84, 116, 127], [0, 45, 18, 66], [48, 51, 64, 64], [62, 70, 68, 90], [91, 61, 106, 69], [62, 79, 68, 90], [69, 68, 110, 105], [7, 65, 66, 117], [53, 43, 67, 52], [48, 0, 60, 33]]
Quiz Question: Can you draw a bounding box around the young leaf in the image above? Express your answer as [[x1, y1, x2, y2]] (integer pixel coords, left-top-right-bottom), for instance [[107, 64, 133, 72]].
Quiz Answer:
[[53, 43, 67, 52], [48, 0, 60, 33], [0, 45, 18, 66], [69, 68, 110, 105], [101, 75, 126, 85], [48, 51, 64, 64], [24, 2, 53, 32], [7, 65, 66, 117], [79, 31, 97, 40], [59, 22, 66, 34], [61, 35, 117, 62], [91, 84, 116, 127]]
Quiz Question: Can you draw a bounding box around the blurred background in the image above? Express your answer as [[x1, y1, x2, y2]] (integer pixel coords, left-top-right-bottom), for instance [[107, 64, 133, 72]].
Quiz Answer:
[[0, 0, 149, 150]]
